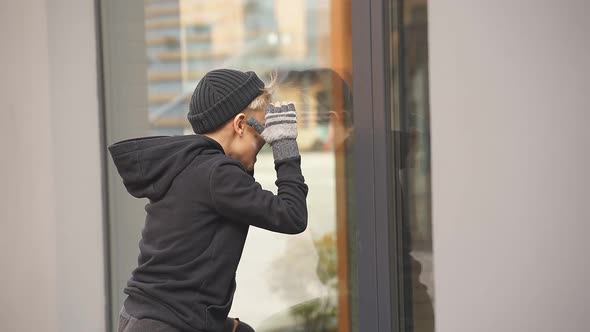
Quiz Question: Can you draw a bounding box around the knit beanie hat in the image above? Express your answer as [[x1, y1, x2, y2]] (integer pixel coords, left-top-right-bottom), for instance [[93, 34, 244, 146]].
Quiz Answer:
[[188, 69, 265, 134]]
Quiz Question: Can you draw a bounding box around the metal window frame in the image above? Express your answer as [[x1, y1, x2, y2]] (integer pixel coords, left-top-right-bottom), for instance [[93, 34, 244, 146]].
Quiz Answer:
[[351, 0, 406, 331], [93, 0, 112, 329]]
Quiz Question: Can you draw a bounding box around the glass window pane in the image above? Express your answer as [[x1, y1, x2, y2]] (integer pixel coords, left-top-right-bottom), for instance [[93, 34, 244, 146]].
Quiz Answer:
[[387, 0, 435, 331], [101, 0, 356, 331]]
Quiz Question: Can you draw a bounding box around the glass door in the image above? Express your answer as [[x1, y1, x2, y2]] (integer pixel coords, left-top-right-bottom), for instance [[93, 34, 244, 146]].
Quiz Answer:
[[100, 0, 357, 331]]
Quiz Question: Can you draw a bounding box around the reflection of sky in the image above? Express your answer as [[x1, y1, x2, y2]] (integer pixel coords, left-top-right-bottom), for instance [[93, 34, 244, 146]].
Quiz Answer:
[[231, 151, 337, 327]]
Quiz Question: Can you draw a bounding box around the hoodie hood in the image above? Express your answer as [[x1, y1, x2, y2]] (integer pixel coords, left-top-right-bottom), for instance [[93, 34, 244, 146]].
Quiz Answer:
[[108, 135, 224, 200]]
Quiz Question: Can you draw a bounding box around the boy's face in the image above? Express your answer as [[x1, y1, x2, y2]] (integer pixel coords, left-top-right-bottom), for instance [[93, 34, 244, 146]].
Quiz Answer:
[[232, 108, 266, 172]]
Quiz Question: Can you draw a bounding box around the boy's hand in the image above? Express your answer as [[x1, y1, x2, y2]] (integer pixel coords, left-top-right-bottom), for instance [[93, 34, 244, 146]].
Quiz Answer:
[[247, 102, 299, 161]]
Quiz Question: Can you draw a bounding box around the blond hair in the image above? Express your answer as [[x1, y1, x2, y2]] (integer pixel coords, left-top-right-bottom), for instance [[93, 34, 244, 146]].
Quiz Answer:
[[245, 72, 278, 112]]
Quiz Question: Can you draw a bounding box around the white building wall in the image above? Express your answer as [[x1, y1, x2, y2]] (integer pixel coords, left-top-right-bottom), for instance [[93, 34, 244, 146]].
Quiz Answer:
[[0, 0, 105, 331], [429, 1, 590, 332]]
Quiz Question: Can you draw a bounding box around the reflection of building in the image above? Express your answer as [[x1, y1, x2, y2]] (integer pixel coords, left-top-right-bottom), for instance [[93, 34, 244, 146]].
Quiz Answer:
[[274, 68, 353, 151], [145, 0, 332, 139], [145, 1, 184, 135]]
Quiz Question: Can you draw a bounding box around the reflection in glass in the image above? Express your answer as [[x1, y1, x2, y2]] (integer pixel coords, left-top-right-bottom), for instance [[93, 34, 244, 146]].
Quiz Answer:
[[388, 0, 435, 331], [142, 1, 355, 331]]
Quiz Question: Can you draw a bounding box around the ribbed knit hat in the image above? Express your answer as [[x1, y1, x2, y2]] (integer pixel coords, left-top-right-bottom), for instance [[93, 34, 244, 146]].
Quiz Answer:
[[188, 69, 265, 134]]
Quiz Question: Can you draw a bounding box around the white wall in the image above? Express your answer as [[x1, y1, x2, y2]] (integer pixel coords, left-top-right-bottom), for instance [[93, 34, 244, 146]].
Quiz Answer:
[[0, 0, 105, 331], [0, 0, 57, 330], [429, 1, 590, 332]]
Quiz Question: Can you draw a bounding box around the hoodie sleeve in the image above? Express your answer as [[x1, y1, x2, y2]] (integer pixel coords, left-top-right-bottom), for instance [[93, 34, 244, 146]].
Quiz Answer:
[[209, 156, 308, 234]]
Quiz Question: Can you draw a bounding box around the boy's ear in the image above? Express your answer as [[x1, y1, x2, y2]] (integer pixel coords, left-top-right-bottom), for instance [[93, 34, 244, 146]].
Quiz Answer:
[[233, 113, 247, 137]]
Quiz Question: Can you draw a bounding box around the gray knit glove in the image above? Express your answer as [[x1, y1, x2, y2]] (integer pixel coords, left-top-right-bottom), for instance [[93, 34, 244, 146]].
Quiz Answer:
[[247, 103, 299, 161]]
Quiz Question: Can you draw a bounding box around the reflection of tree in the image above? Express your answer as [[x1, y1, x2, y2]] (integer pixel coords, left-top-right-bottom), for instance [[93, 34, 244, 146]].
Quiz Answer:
[[266, 235, 323, 303], [292, 233, 338, 331], [290, 297, 336, 332], [315, 233, 337, 286], [264, 233, 338, 332]]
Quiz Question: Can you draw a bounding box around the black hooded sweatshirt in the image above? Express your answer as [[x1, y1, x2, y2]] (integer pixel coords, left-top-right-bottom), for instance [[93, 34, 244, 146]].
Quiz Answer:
[[108, 135, 308, 332]]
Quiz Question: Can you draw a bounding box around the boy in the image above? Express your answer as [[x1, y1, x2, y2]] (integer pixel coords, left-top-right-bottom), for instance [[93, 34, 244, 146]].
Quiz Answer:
[[109, 69, 308, 332]]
